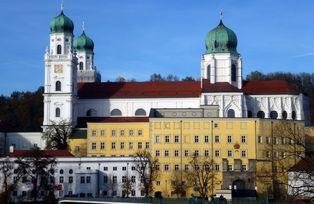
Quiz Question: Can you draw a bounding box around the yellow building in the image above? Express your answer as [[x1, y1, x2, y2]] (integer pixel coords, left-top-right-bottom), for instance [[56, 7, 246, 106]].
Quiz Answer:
[[149, 116, 305, 198], [68, 113, 305, 199], [86, 117, 150, 157], [68, 128, 88, 157]]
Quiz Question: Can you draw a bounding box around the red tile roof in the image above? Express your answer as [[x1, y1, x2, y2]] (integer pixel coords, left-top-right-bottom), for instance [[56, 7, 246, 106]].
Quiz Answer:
[[76, 80, 300, 99], [8, 150, 74, 158], [243, 80, 299, 95], [201, 80, 242, 92], [77, 117, 149, 128], [77, 81, 201, 99]]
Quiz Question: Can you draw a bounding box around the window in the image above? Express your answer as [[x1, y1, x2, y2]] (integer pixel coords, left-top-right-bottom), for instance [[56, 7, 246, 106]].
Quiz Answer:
[[282, 111, 287, 120], [86, 176, 91, 183], [225, 150, 233, 158], [194, 135, 199, 143], [227, 109, 235, 118], [241, 136, 247, 143], [215, 135, 220, 143], [69, 176, 73, 183], [174, 150, 179, 157], [205, 135, 209, 143], [280, 137, 285, 145], [156, 164, 160, 171], [164, 164, 169, 171], [145, 142, 149, 149], [247, 111, 253, 118], [165, 135, 170, 143], [100, 142, 105, 149], [258, 136, 262, 143], [184, 150, 189, 157], [155, 135, 160, 143], [55, 81, 61, 91], [86, 109, 97, 117], [231, 64, 236, 82], [100, 130, 105, 136], [79, 62, 84, 70], [120, 130, 125, 136], [110, 109, 122, 116], [129, 142, 133, 149], [120, 142, 124, 149], [138, 142, 142, 149], [292, 111, 296, 120], [112, 176, 117, 183], [103, 166, 108, 171], [55, 107, 61, 117], [113, 167, 117, 171], [241, 150, 247, 157], [205, 150, 209, 157], [122, 166, 127, 171], [228, 165, 233, 171], [92, 130, 96, 136], [174, 135, 179, 143], [135, 108, 146, 116], [131, 176, 136, 183], [266, 151, 271, 158], [155, 150, 160, 157], [122, 176, 127, 183], [57, 45, 62, 54], [257, 111, 265, 119], [215, 164, 220, 171], [111, 130, 116, 136], [91, 143, 96, 150], [270, 111, 278, 119], [184, 165, 189, 171], [59, 176, 64, 183], [80, 176, 85, 184], [111, 142, 115, 149], [59, 169, 64, 174], [129, 129, 134, 136], [266, 136, 270, 144], [165, 150, 169, 157], [138, 130, 143, 136], [227, 135, 232, 143], [215, 150, 220, 157], [194, 150, 199, 157], [174, 164, 179, 171], [207, 64, 211, 79]]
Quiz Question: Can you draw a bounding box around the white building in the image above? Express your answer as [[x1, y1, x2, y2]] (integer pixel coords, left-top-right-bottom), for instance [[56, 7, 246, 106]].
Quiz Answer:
[[43, 9, 310, 128], [3, 152, 143, 201]]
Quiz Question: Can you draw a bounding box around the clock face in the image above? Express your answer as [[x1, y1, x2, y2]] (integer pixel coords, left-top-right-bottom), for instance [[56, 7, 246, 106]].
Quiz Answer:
[[54, 64, 63, 73]]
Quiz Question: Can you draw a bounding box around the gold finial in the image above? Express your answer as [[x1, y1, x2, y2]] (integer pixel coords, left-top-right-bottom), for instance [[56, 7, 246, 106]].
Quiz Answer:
[[220, 10, 223, 21]]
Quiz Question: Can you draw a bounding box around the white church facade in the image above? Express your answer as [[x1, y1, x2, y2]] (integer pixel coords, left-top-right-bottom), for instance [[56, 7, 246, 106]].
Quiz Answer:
[[43, 10, 310, 128]]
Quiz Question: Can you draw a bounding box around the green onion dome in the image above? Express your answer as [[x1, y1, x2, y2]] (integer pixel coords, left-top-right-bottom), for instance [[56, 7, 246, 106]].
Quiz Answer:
[[73, 31, 94, 51], [50, 11, 74, 34], [205, 20, 238, 54]]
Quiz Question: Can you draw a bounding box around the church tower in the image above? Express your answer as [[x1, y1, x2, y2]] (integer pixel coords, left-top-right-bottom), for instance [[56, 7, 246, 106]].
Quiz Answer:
[[201, 18, 242, 89], [43, 8, 78, 127], [74, 23, 101, 83]]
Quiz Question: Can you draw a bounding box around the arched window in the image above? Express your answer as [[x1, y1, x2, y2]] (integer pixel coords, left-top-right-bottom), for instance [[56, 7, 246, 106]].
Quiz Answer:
[[247, 111, 253, 118], [231, 64, 237, 82], [57, 45, 62, 54], [110, 109, 122, 116], [55, 81, 61, 91], [55, 108, 60, 117], [59, 169, 64, 174], [135, 108, 146, 116], [227, 109, 235, 118], [270, 111, 278, 119], [282, 111, 287, 120], [86, 109, 97, 117], [79, 62, 84, 70], [207, 64, 211, 79], [292, 111, 296, 120], [257, 111, 265, 119]]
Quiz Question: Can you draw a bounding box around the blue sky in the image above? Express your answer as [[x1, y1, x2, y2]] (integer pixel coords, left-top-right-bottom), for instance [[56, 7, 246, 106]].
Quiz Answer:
[[0, 0, 314, 95]]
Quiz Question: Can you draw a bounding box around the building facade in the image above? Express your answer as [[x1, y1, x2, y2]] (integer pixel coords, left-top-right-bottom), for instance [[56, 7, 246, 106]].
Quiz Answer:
[[43, 9, 310, 128]]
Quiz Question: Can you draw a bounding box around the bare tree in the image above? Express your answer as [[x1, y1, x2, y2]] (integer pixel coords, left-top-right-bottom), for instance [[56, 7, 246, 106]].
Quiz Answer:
[[14, 148, 56, 202], [256, 121, 306, 201], [0, 157, 24, 204], [133, 150, 159, 197], [185, 155, 217, 199], [116, 76, 126, 82], [171, 171, 188, 198], [121, 175, 134, 198], [42, 120, 72, 150]]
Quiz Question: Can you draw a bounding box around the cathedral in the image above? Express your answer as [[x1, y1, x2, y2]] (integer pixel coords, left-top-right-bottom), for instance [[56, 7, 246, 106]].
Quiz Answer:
[[43, 9, 309, 127]]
